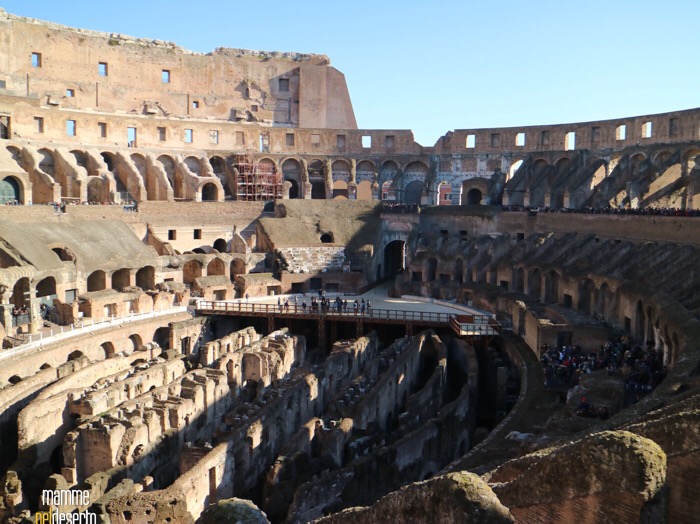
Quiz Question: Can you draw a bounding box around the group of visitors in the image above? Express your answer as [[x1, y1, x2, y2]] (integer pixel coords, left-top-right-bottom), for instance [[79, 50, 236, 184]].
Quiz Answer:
[[502, 204, 700, 217], [381, 202, 419, 214], [541, 338, 667, 417]]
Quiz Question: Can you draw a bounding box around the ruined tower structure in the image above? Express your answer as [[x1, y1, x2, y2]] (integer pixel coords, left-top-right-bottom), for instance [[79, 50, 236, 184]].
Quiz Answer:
[[0, 8, 699, 524]]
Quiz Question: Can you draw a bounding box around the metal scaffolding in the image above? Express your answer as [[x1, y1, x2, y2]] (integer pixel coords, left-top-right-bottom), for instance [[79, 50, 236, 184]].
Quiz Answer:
[[234, 155, 282, 201]]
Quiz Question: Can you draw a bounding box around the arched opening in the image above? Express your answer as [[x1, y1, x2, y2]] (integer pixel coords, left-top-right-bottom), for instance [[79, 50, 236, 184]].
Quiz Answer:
[[454, 258, 464, 284], [38, 149, 56, 178], [356, 160, 375, 182], [0, 176, 21, 204], [332, 179, 348, 199], [282, 158, 302, 199], [100, 342, 115, 359], [437, 181, 452, 205], [10, 277, 29, 312], [213, 238, 227, 253], [52, 246, 75, 262], [381, 181, 396, 201], [67, 350, 84, 362], [129, 334, 143, 352], [425, 257, 437, 282], [384, 240, 406, 278], [184, 156, 201, 176], [508, 159, 524, 182], [201, 183, 218, 201], [528, 268, 542, 299], [513, 267, 525, 293], [135, 266, 155, 290], [320, 233, 334, 244], [111, 268, 131, 291], [36, 277, 57, 305], [101, 152, 115, 173], [207, 258, 226, 276], [87, 270, 106, 292], [230, 259, 246, 281], [183, 260, 203, 285], [8, 375, 22, 385], [465, 188, 482, 206], [404, 180, 423, 205], [578, 279, 595, 315], [356, 180, 373, 200], [331, 159, 351, 183], [308, 160, 326, 199], [86, 177, 106, 204], [153, 327, 170, 349], [158, 155, 182, 199], [210, 156, 225, 175], [544, 271, 559, 303]]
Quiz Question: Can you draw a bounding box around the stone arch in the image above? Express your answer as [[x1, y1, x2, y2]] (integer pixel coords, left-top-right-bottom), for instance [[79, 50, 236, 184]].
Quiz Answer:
[[111, 268, 131, 291], [384, 240, 406, 278], [0, 176, 23, 204], [213, 238, 227, 253], [201, 182, 218, 201], [11, 277, 30, 309], [157, 155, 182, 199], [87, 270, 106, 292], [36, 276, 56, 301], [209, 156, 226, 175], [528, 268, 542, 299], [308, 159, 326, 199], [424, 257, 437, 282], [183, 260, 203, 285], [332, 179, 348, 199], [331, 159, 351, 182], [356, 160, 375, 182], [51, 246, 75, 262], [282, 158, 303, 199], [381, 180, 396, 201], [129, 334, 143, 352], [86, 177, 106, 203], [207, 258, 226, 276], [356, 180, 373, 200], [513, 267, 525, 293], [153, 326, 170, 349], [465, 188, 482, 205], [380, 160, 399, 184], [230, 259, 246, 280], [37, 149, 56, 178], [320, 233, 334, 244], [683, 147, 700, 169], [184, 156, 201, 175], [136, 266, 155, 290], [543, 270, 559, 303], [578, 279, 595, 315], [454, 258, 464, 284], [404, 180, 423, 205]]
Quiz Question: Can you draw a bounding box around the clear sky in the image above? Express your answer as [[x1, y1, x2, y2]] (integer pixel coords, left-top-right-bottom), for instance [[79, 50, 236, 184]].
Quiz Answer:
[[2, 0, 697, 146]]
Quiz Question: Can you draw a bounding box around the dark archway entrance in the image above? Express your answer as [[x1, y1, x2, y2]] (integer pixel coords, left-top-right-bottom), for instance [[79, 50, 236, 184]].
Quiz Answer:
[[383, 240, 406, 278], [466, 188, 482, 205], [0, 177, 21, 204]]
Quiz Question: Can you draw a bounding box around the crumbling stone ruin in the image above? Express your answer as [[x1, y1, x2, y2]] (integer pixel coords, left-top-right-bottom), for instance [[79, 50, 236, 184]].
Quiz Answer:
[[0, 8, 698, 524]]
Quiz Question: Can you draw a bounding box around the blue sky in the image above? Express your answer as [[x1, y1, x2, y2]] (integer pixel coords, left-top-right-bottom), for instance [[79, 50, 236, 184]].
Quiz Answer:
[[2, 1, 697, 146]]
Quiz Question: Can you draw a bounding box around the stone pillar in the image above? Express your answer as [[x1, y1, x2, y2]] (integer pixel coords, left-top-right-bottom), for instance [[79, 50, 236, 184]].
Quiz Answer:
[[27, 288, 40, 334], [325, 158, 333, 199], [301, 159, 312, 199], [450, 182, 462, 205], [348, 182, 357, 200], [350, 159, 357, 185], [0, 285, 12, 333]]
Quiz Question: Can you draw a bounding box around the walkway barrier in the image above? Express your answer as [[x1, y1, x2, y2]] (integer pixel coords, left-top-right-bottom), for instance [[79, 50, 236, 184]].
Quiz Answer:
[[0, 305, 188, 361]]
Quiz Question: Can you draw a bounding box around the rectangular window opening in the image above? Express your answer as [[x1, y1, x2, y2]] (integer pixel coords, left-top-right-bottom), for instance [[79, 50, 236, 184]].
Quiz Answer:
[[490, 133, 501, 147], [0, 80, 5, 89], [336, 134, 346, 149], [286, 133, 295, 146], [564, 131, 576, 151], [642, 121, 653, 139], [278, 78, 289, 92], [591, 126, 601, 142], [162, 70, 171, 83], [362, 135, 372, 148], [32, 52, 42, 68], [168, 230, 176, 240], [311, 133, 321, 146], [259, 133, 270, 153], [540, 130, 550, 146], [35, 117, 44, 134], [66, 119, 76, 137], [515, 132, 525, 147], [194, 229, 202, 240], [615, 124, 626, 141], [184, 129, 193, 143], [250, 104, 258, 112], [66, 89, 75, 98], [669, 117, 679, 137], [465, 134, 476, 148], [128, 127, 137, 147], [158, 127, 166, 141], [192, 100, 199, 109], [209, 130, 219, 144], [235, 131, 245, 146], [98, 122, 107, 138], [385, 135, 395, 149], [98, 62, 108, 77]]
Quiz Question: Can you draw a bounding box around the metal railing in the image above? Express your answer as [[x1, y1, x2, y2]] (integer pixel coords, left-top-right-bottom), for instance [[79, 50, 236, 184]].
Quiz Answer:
[[196, 300, 454, 324]]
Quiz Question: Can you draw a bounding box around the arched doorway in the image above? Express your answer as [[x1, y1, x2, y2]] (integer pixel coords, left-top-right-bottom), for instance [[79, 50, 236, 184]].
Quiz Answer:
[[230, 259, 246, 281], [153, 327, 170, 349], [129, 334, 143, 352], [201, 183, 218, 201], [282, 158, 302, 199], [0, 176, 21, 204], [404, 180, 423, 205], [528, 268, 542, 299], [183, 260, 203, 285], [384, 240, 406, 278], [308, 160, 326, 199], [36, 277, 57, 306], [465, 188, 482, 205], [213, 238, 227, 253], [111, 268, 131, 291], [207, 258, 226, 276], [136, 266, 155, 290], [87, 270, 106, 292]]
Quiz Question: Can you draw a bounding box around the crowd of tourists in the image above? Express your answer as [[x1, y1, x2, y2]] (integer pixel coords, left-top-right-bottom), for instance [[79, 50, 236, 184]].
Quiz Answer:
[[541, 338, 667, 418], [274, 290, 372, 315], [502, 204, 700, 216]]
